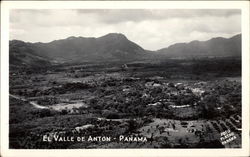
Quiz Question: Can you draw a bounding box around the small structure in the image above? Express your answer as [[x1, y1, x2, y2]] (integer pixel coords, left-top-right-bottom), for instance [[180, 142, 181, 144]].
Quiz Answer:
[[169, 104, 190, 108], [145, 81, 161, 88], [121, 64, 128, 70], [191, 88, 205, 96], [153, 83, 161, 87], [148, 102, 161, 106], [74, 124, 95, 133], [145, 81, 154, 87]]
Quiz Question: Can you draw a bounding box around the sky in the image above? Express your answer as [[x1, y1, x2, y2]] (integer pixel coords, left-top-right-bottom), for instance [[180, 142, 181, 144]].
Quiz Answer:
[[10, 9, 241, 50]]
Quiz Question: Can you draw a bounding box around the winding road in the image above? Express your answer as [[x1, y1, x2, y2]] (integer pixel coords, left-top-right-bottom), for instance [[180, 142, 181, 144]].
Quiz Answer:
[[9, 94, 49, 109]]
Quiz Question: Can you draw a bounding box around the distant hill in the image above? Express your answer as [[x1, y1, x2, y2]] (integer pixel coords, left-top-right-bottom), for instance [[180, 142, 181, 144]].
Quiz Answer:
[[10, 33, 147, 65], [9, 33, 241, 67], [157, 34, 241, 58], [9, 40, 51, 67]]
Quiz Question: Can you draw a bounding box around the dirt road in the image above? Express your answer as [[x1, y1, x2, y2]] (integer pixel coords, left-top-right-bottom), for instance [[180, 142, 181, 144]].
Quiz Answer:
[[9, 94, 49, 109]]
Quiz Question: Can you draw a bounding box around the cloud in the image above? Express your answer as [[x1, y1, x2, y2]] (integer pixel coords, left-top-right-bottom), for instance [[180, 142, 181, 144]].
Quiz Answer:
[[76, 9, 240, 24], [10, 9, 241, 50]]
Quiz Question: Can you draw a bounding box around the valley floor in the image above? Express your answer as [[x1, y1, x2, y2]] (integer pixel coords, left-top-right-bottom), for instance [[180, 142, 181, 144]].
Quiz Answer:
[[9, 58, 242, 148]]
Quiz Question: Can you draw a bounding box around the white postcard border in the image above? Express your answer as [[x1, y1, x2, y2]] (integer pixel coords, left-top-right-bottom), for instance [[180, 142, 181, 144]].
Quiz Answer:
[[1, 1, 249, 157]]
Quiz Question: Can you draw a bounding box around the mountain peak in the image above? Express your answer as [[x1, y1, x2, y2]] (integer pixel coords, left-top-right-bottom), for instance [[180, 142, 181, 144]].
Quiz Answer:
[[100, 33, 127, 40], [66, 36, 78, 40], [230, 34, 241, 40]]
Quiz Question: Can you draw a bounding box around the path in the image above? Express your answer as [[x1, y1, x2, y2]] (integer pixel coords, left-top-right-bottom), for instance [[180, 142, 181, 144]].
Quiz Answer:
[[10, 94, 49, 109]]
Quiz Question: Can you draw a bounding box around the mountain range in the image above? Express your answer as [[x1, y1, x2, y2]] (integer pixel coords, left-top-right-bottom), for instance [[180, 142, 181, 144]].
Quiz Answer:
[[9, 33, 241, 66], [157, 34, 241, 58]]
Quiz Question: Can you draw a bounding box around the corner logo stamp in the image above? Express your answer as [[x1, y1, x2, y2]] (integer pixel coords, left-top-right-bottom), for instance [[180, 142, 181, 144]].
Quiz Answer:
[[220, 130, 237, 145]]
